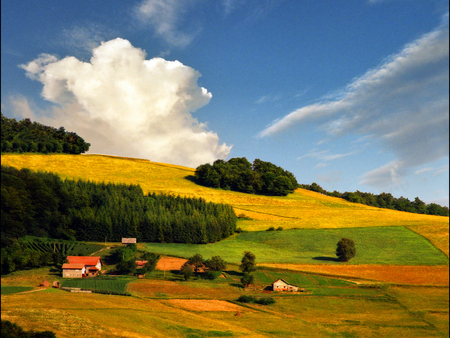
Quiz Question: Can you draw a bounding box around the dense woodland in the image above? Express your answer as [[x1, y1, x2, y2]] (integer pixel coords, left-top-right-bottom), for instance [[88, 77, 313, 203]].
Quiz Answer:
[[195, 157, 298, 196], [1, 165, 237, 246], [301, 182, 449, 216], [1, 113, 90, 154]]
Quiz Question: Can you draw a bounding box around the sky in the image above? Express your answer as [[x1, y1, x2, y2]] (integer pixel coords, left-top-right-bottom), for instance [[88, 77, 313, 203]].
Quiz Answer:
[[1, 0, 449, 206]]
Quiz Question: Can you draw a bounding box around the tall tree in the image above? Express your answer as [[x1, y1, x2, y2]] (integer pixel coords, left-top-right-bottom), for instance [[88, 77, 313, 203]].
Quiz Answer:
[[240, 251, 256, 273]]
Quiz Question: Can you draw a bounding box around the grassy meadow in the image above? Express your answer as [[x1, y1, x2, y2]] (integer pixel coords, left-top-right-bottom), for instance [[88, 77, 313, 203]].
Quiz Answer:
[[1, 153, 449, 337], [1, 286, 34, 295], [60, 276, 134, 294], [144, 226, 448, 265]]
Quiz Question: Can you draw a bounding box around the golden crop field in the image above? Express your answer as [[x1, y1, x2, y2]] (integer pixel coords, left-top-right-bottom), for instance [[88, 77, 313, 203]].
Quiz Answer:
[[2, 153, 448, 256]]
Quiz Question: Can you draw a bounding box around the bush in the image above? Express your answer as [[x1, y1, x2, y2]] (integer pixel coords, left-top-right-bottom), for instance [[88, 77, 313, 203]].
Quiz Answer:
[[236, 295, 275, 305], [276, 226, 283, 231], [204, 270, 222, 280], [236, 295, 256, 303], [266, 227, 275, 231]]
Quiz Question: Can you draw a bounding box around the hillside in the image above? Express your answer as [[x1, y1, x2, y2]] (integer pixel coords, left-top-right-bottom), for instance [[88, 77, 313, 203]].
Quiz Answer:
[[2, 153, 449, 257], [2, 153, 449, 338]]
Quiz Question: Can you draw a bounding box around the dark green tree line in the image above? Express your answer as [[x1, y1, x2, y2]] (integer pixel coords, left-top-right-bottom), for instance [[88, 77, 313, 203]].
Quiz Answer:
[[300, 182, 449, 216], [1, 165, 237, 249], [195, 157, 298, 196], [1, 113, 90, 154]]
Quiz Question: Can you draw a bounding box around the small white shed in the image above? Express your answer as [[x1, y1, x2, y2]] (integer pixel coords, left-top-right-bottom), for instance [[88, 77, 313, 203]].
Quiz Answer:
[[272, 278, 299, 292]]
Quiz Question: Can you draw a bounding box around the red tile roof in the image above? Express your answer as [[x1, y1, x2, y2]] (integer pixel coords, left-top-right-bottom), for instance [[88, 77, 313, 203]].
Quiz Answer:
[[66, 256, 102, 266], [62, 263, 85, 269]]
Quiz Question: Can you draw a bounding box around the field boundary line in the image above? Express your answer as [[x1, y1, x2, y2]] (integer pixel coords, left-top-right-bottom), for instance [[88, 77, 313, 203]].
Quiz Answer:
[[235, 207, 298, 219], [402, 225, 450, 259]]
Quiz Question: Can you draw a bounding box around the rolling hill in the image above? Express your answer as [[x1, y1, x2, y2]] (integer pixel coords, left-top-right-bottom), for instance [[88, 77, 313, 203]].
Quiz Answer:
[[2, 153, 448, 257], [2, 153, 449, 338]]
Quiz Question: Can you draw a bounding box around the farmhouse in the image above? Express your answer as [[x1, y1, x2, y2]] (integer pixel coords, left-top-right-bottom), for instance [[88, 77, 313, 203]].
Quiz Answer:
[[62, 264, 86, 278], [62, 256, 103, 278], [122, 238, 136, 246], [272, 278, 299, 292]]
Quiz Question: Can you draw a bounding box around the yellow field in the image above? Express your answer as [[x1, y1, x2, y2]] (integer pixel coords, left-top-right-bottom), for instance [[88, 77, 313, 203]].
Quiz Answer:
[[2, 153, 448, 256]]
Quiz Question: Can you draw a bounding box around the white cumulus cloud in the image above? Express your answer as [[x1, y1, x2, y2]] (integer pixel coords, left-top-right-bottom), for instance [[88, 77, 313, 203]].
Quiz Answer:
[[18, 38, 231, 167], [259, 16, 449, 189]]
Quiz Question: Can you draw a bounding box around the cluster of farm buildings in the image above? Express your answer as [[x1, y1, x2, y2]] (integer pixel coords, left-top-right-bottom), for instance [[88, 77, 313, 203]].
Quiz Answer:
[[61, 238, 301, 292]]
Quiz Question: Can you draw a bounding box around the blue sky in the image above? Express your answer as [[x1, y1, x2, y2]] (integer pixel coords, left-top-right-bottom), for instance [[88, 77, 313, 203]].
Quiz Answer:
[[1, 0, 449, 206]]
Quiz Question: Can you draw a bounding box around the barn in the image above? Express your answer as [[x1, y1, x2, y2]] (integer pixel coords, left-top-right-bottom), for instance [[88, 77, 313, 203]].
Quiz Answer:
[[272, 278, 299, 292]]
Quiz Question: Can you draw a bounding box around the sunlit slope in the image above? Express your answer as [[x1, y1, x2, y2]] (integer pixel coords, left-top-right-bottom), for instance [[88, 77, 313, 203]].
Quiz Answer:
[[2, 154, 448, 255]]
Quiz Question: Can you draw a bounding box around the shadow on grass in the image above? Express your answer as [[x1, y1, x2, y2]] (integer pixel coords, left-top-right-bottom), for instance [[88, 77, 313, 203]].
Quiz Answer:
[[184, 175, 198, 184], [224, 270, 243, 277], [312, 256, 340, 262]]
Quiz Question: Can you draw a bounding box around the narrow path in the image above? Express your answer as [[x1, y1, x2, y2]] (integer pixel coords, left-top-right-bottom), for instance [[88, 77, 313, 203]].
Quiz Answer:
[[89, 247, 111, 256], [17, 288, 47, 294]]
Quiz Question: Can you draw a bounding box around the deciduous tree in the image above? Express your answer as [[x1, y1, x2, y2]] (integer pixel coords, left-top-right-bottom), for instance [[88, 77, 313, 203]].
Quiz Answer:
[[240, 251, 256, 273], [336, 238, 356, 262]]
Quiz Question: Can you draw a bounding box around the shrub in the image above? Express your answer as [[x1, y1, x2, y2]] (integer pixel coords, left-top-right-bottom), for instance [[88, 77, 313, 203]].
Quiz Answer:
[[276, 226, 283, 231], [236, 296, 275, 305], [266, 227, 275, 231], [204, 270, 222, 280], [236, 295, 256, 303]]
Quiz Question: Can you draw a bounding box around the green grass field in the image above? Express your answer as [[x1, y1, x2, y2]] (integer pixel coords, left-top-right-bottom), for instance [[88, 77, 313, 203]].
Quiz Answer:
[[144, 226, 448, 265], [1, 286, 33, 295], [60, 277, 133, 294]]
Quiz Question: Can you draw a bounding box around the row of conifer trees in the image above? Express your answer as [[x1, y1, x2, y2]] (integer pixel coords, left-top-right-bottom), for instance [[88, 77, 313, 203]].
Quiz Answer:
[[1, 113, 90, 154], [1, 165, 237, 245]]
